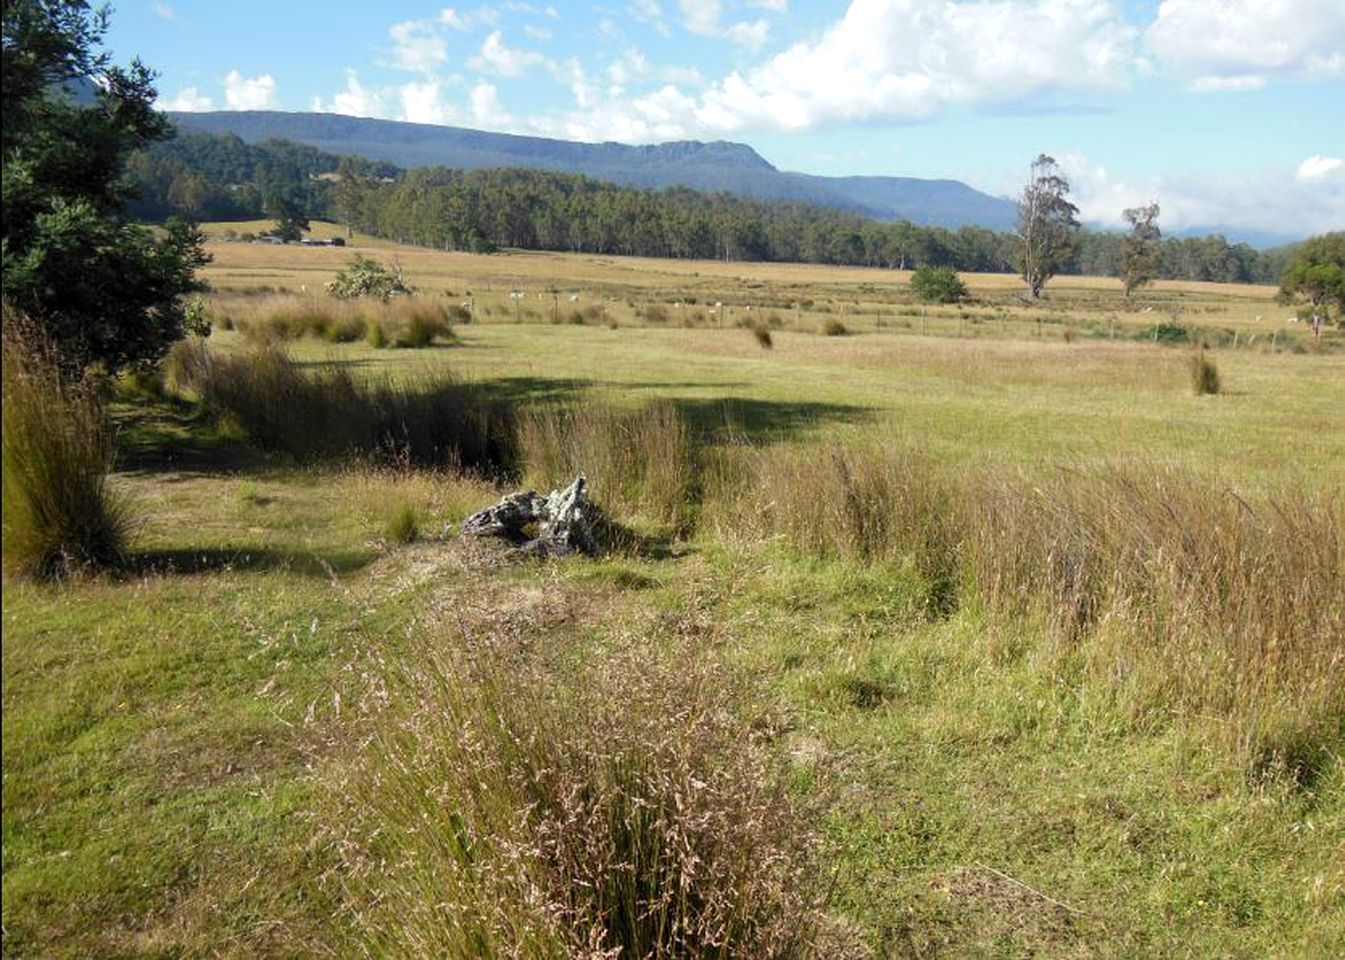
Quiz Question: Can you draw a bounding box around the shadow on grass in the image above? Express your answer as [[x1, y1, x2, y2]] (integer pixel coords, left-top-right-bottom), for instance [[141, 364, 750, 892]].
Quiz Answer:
[[113, 398, 265, 474], [127, 546, 377, 578], [671, 396, 875, 442]]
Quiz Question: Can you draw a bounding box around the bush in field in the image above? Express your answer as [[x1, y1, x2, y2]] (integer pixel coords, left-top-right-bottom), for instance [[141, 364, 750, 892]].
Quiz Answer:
[[390, 303, 452, 348], [751, 319, 774, 349], [822, 318, 848, 336], [910, 265, 968, 304], [340, 634, 819, 956], [326, 256, 413, 302], [1, 321, 131, 579]]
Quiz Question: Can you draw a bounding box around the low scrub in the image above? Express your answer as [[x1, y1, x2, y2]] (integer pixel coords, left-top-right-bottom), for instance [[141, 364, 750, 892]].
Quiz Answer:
[[910, 265, 968, 304], [167, 342, 513, 472], [338, 634, 818, 956], [821, 318, 848, 336], [519, 399, 698, 531], [2, 322, 131, 579]]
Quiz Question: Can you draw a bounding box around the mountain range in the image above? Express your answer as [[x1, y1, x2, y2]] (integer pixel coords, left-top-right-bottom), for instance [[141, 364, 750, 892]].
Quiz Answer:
[[168, 111, 1019, 232]]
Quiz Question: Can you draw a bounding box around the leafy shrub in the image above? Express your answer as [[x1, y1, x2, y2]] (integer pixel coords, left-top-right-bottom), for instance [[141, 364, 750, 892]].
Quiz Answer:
[[910, 265, 968, 304], [1141, 322, 1190, 344], [1, 322, 131, 579], [326, 256, 414, 302]]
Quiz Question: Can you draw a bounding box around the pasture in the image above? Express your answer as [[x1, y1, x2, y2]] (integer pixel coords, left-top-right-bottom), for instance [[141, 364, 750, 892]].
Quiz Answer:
[[4, 230, 1342, 956]]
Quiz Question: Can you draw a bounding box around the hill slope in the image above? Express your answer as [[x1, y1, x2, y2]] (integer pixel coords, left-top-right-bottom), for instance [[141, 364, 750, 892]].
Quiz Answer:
[[168, 111, 1018, 230]]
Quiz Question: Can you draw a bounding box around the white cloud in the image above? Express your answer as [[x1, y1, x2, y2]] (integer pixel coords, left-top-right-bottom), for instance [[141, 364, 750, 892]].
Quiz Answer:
[[399, 80, 457, 124], [524, 24, 552, 41], [390, 19, 448, 74], [1145, 0, 1345, 84], [749, 0, 787, 10], [470, 30, 547, 77], [1189, 74, 1266, 93], [223, 70, 278, 110], [681, 0, 1137, 133], [679, 0, 771, 51], [470, 81, 513, 128], [158, 86, 213, 111], [1060, 152, 1345, 236], [311, 70, 389, 118], [439, 6, 500, 31], [154, 2, 178, 21], [1297, 155, 1344, 181]]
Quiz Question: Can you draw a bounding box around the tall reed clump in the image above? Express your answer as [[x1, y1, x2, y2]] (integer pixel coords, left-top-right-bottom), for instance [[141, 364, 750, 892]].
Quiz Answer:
[[228, 296, 453, 349], [518, 399, 698, 531], [166, 342, 515, 473], [1190, 348, 1221, 395], [1, 322, 131, 579], [337, 634, 818, 957], [706, 439, 1345, 763]]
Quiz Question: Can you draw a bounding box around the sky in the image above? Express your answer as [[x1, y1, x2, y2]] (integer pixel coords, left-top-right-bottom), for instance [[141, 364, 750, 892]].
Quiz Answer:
[[109, 0, 1344, 236]]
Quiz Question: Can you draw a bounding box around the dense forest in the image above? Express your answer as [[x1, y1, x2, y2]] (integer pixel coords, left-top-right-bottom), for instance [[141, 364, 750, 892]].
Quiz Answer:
[[125, 130, 1297, 284]]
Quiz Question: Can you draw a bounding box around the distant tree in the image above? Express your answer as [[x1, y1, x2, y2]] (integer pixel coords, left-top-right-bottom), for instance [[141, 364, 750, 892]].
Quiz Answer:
[[1017, 154, 1080, 299], [1120, 202, 1161, 298], [2, 0, 208, 373], [265, 187, 309, 242], [910, 265, 968, 303], [333, 156, 367, 239], [1278, 232, 1345, 339]]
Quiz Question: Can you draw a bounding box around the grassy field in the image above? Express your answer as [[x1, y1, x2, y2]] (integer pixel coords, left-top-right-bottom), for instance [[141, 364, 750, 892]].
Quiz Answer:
[[4, 233, 1342, 956]]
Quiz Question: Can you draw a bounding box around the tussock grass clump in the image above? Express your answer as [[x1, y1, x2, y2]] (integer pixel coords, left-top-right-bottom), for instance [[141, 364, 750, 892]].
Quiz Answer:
[[751, 319, 774, 349], [2, 324, 131, 579], [821, 318, 848, 336], [1190, 349, 1221, 394], [169, 342, 514, 472], [706, 439, 1345, 759], [339, 635, 819, 957], [519, 399, 697, 531], [384, 501, 420, 543], [226, 296, 453, 349]]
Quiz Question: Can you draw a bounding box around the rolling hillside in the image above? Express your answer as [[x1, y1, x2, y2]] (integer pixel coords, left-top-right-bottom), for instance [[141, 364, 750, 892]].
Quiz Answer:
[[168, 110, 1019, 230]]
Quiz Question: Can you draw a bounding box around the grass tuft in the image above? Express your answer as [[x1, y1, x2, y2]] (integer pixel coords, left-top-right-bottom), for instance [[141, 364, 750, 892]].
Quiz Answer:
[[384, 501, 421, 543], [1, 321, 131, 579], [1191, 349, 1221, 395], [338, 633, 819, 956]]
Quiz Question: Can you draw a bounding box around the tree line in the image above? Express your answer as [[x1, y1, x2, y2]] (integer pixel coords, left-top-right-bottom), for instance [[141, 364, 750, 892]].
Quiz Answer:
[[124, 131, 1297, 285]]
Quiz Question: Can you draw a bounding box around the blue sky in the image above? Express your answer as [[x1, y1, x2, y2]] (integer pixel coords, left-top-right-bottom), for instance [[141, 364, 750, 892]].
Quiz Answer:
[[110, 1, 1344, 235]]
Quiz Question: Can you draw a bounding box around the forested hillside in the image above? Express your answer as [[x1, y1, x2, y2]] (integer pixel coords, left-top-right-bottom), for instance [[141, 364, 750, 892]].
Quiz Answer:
[[125, 130, 1296, 283]]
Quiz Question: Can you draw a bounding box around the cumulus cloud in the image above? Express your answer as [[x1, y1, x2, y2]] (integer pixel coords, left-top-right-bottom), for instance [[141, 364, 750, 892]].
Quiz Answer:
[[1297, 155, 1344, 181], [679, 0, 771, 51], [1189, 74, 1266, 93], [399, 80, 458, 124], [1060, 152, 1345, 236], [470, 30, 547, 77], [390, 19, 448, 74], [158, 86, 213, 111], [1145, 0, 1345, 86], [223, 70, 278, 110], [311, 70, 389, 118], [470, 81, 513, 128]]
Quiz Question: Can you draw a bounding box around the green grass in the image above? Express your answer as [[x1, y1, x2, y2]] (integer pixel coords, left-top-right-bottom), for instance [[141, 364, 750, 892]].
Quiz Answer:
[[4, 297, 1343, 954]]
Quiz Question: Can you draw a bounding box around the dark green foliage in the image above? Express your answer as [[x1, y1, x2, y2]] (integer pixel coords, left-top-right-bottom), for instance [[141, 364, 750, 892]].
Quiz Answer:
[[2, 320, 130, 579], [1, 0, 208, 373], [1278, 232, 1345, 338], [1141, 322, 1190, 344], [910, 265, 968, 304]]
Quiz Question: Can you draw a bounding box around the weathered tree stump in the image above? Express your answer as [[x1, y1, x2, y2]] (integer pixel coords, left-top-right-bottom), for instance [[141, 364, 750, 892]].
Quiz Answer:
[[459, 476, 602, 556]]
